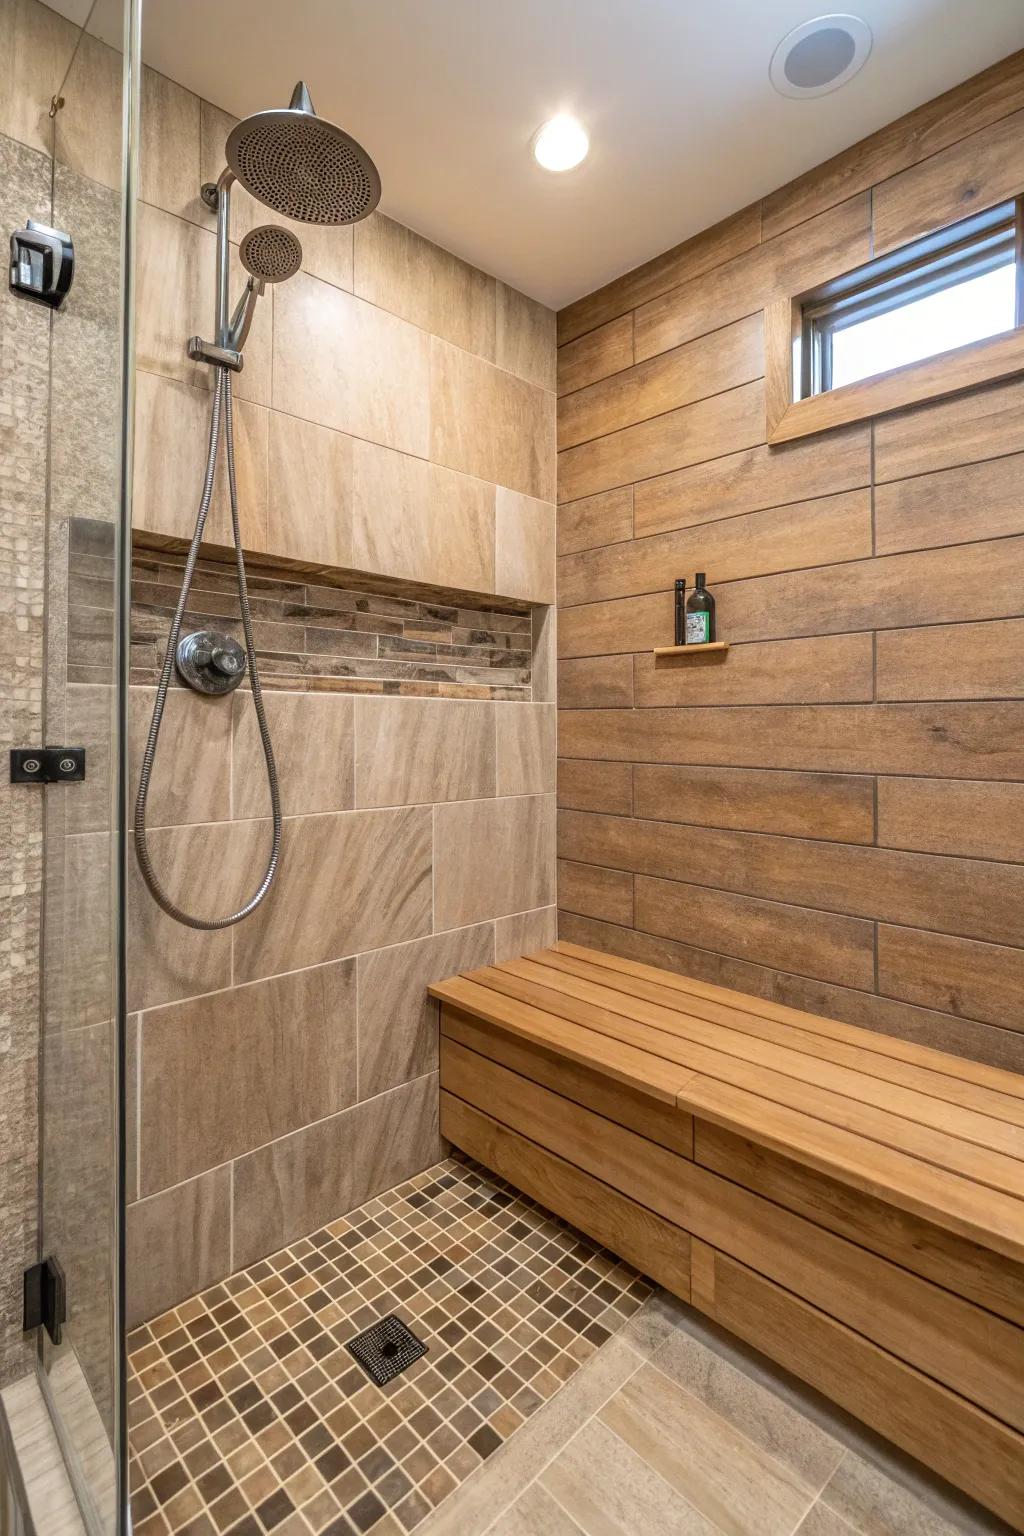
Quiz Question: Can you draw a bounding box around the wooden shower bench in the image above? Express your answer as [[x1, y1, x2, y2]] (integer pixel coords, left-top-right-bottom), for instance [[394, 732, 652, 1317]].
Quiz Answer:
[[430, 941, 1024, 1529]]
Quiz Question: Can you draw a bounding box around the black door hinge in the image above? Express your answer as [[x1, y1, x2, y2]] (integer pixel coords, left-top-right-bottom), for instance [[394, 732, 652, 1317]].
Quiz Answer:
[[10, 746, 85, 784], [24, 1256, 66, 1345]]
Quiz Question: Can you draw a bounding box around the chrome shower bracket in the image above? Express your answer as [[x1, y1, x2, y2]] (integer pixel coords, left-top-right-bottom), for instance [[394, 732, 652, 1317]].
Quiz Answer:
[[186, 166, 245, 372], [186, 337, 243, 371]]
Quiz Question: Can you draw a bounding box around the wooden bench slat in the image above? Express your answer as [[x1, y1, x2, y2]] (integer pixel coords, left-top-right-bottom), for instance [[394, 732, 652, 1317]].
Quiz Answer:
[[553, 939, 1024, 1102], [498, 955, 1024, 1163], [533, 947, 1024, 1128], [442, 1005, 694, 1157], [696, 1122, 1024, 1327], [473, 960, 1024, 1195], [681, 1072, 1024, 1264], [429, 974, 694, 1104]]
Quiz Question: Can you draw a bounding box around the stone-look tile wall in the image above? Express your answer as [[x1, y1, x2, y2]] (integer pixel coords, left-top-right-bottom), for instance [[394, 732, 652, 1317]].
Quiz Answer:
[[119, 64, 558, 1321], [0, 112, 50, 1393], [0, 0, 123, 1405]]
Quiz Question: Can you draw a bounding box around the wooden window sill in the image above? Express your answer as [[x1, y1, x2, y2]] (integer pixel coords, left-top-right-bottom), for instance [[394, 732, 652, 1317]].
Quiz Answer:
[[765, 301, 1024, 445]]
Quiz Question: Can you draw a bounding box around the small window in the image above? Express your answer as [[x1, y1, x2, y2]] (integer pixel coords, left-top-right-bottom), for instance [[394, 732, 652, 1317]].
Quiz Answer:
[[801, 201, 1021, 396]]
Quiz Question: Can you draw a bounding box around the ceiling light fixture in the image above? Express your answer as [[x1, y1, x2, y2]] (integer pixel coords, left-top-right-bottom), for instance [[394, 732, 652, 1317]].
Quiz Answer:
[[533, 114, 589, 172], [770, 14, 872, 99]]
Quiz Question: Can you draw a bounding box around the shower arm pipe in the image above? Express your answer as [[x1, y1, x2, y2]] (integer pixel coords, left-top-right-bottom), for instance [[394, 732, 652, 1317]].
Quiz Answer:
[[214, 165, 236, 347]]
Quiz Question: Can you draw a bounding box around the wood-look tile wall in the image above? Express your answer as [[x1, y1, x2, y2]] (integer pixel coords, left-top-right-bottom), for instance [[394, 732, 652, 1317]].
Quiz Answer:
[[116, 61, 558, 1321], [556, 49, 1024, 1075]]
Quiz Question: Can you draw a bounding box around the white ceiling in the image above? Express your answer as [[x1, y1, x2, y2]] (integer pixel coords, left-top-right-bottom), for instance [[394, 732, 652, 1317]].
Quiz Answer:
[[67, 0, 1024, 308]]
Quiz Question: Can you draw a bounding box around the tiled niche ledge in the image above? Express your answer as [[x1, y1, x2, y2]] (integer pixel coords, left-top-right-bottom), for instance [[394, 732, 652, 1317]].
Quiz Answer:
[[75, 530, 553, 702]]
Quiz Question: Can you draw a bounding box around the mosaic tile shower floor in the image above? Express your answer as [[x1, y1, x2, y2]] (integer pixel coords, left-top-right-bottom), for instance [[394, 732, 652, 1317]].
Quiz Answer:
[[127, 1156, 650, 1536]]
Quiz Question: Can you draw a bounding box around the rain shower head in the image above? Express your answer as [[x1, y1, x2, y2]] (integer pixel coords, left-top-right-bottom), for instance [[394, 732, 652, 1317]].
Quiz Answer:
[[225, 81, 381, 226], [239, 224, 302, 283]]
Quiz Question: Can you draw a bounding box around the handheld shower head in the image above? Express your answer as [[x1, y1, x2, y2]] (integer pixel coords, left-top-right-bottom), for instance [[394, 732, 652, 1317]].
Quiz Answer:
[[239, 224, 303, 284], [225, 81, 381, 226], [226, 226, 303, 354]]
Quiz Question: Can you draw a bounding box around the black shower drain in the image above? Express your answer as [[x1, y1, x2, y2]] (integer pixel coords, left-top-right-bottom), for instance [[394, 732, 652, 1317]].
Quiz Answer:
[[345, 1314, 427, 1386]]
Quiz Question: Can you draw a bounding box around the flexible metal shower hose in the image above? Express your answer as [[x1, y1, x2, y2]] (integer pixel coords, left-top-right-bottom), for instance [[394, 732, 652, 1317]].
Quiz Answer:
[[133, 366, 282, 928]]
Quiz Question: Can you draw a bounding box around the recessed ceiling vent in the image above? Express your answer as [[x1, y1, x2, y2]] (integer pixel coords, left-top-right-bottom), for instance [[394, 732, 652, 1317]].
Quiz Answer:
[[770, 14, 872, 98]]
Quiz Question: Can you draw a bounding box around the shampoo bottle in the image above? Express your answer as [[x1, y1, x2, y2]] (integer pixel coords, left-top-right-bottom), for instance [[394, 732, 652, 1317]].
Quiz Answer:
[[674, 579, 687, 645], [684, 572, 715, 644]]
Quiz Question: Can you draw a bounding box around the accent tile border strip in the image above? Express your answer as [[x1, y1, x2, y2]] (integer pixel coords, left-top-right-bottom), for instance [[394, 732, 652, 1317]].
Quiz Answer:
[[68, 522, 536, 701]]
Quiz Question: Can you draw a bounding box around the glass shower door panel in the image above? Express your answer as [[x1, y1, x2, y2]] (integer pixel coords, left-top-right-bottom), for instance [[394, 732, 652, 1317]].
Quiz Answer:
[[12, 0, 134, 1528]]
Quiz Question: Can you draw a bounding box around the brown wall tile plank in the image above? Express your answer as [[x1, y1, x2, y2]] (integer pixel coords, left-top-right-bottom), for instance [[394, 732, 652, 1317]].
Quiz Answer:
[[714, 537, 1024, 643], [879, 925, 1024, 1034], [633, 196, 870, 362], [633, 426, 871, 539], [877, 779, 1024, 863], [557, 315, 634, 396], [872, 106, 1024, 256], [558, 759, 634, 816], [558, 486, 635, 557], [634, 874, 875, 989], [559, 703, 1024, 779], [874, 453, 1024, 555], [874, 377, 1024, 483], [633, 633, 873, 708], [558, 859, 634, 926], [633, 764, 874, 843], [558, 809, 1024, 948], [558, 490, 871, 608], [558, 314, 762, 451], [877, 618, 1024, 701], [558, 379, 765, 504], [558, 654, 635, 709], [559, 592, 670, 659]]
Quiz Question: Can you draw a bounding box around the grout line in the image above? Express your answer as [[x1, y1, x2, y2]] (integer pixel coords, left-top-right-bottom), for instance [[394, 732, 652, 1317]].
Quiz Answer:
[[560, 852, 1024, 953], [431, 803, 438, 934], [135, 1017, 143, 1202], [130, 911, 539, 1023], [559, 807, 1024, 871], [353, 952, 361, 1106], [128, 787, 549, 834], [874, 920, 881, 995], [129, 1069, 439, 1208], [478, 1350, 647, 1535], [227, 1159, 235, 1273]]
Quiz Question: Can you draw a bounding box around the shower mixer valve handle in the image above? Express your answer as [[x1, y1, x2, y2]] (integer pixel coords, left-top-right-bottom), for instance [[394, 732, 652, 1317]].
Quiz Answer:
[[175, 630, 247, 695]]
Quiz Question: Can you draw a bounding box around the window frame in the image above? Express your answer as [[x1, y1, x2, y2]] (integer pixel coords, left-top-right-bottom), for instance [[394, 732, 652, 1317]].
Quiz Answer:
[[801, 200, 1020, 397], [764, 194, 1024, 446]]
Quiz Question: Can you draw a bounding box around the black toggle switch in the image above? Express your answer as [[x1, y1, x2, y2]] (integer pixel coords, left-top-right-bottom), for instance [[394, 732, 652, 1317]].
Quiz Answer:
[[10, 747, 86, 783]]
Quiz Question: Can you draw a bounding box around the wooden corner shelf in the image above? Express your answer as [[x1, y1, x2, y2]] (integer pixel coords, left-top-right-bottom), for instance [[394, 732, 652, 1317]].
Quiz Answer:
[[653, 641, 729, 657]]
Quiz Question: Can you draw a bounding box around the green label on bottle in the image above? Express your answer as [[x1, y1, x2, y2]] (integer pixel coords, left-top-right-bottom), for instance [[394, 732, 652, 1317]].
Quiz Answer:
[[685, 613, 708, 644]]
